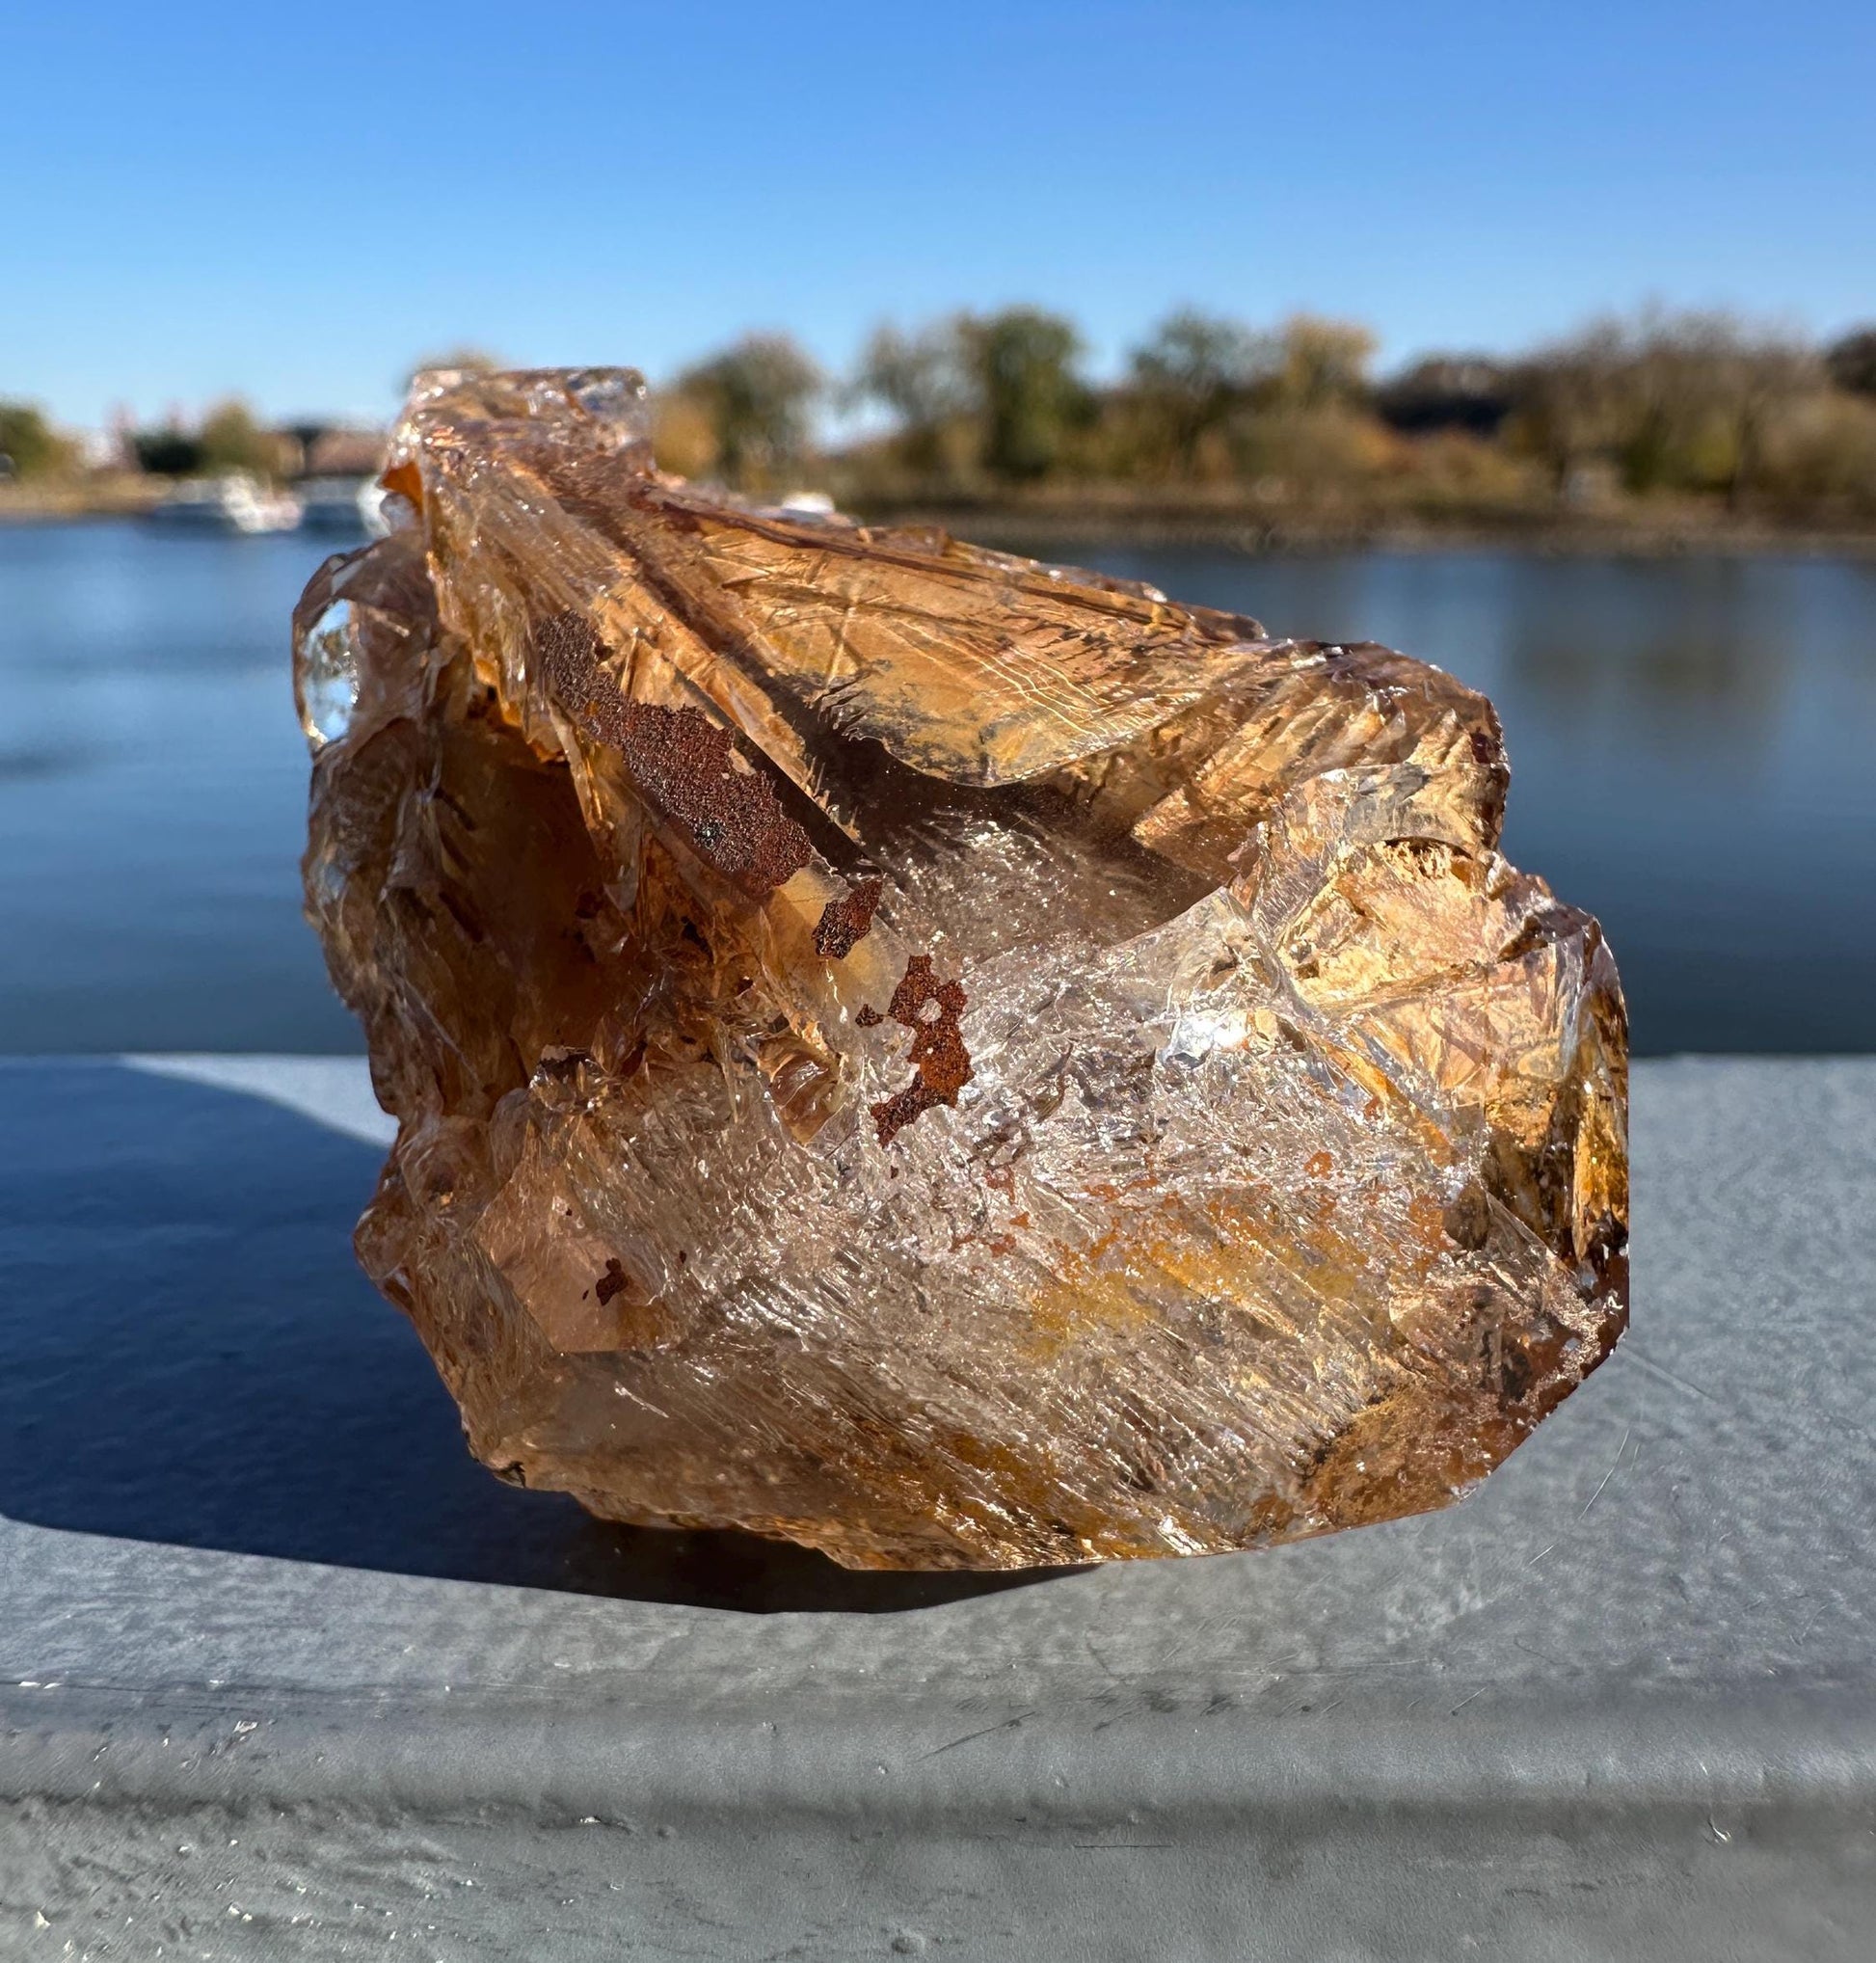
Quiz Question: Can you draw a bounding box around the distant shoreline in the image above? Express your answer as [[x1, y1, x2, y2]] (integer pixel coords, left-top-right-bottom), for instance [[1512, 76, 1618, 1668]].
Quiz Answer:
[[6, 480, 1876, 559], [0, 479, 166, 524], [844, 496, 1876, 560]]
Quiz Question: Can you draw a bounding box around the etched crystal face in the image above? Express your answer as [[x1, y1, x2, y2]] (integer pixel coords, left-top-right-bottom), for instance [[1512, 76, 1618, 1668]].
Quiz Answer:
[[296, 367, 1627, 1570]]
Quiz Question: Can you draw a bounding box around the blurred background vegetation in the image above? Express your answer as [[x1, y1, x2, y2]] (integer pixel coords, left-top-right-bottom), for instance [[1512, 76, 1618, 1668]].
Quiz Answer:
[[8, 306, 1876, 539]]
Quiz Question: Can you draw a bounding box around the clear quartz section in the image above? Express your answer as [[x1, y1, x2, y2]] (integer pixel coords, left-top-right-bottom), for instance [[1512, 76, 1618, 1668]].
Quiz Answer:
[[294, 599, 361, 750], [295, 367, 1629, 1572]]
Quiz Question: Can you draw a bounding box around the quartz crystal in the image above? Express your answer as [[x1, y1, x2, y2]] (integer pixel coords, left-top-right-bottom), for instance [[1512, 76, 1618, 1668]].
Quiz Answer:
[[295, 367, 1627, 1570]]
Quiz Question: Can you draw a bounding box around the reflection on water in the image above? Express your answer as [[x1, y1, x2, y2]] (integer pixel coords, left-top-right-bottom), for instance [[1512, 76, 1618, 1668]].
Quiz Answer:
[[1078, 547, 1876, 1055], [0, 522, 364, 1053], [1, 522, 1871, 1054]]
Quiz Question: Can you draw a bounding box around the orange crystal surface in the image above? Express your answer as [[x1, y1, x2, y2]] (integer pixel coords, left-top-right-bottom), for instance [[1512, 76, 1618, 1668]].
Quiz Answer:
[[294, 367, 1627, 1570]]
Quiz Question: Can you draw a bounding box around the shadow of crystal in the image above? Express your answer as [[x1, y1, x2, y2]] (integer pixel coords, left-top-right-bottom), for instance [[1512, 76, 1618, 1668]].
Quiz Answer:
[[0, 1061, 1078, 1612]]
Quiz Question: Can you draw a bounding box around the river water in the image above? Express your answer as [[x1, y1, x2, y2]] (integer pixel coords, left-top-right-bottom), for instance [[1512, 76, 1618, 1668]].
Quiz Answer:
[[2, 520, 1871, 1055]]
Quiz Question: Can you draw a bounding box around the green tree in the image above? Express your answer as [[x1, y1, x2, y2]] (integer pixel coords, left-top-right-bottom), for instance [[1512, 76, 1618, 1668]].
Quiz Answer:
[[1511, 309, 1819, 507], [1507, 318, 1632, 497], [1128, 309, 1273, 472], [1756, 391, 1876, 517], [851, 318, 976, 473], [1671, 317, 1816, 509], [964, 308, 1086, 481], [677, 333, 822, 487], [0, 401, 72, 479], [1271, 314, 1377, 410], [198, 398, 281, 478]]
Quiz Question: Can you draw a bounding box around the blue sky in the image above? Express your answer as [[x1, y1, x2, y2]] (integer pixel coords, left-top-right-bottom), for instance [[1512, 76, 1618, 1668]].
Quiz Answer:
[[4, 0, 1871, 427]]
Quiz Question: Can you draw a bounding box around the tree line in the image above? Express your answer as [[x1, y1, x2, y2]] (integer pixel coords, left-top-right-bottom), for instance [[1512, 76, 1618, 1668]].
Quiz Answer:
[[655, 307, 1876, 524], [8, 308, 1876, 525], [0, 397, 290, 485]]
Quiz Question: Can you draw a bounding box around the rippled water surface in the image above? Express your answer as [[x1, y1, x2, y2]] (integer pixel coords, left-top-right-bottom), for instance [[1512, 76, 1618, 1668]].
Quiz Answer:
[[2, 520, 1871, 1053]]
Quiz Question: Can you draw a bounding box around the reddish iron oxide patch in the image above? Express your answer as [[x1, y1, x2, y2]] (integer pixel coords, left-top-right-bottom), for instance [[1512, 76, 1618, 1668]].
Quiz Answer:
[[813, 876, 883, 959], [870, 954, 972, 1147], [535, 612, 813, 898], [595, 1259, 630, 1305]]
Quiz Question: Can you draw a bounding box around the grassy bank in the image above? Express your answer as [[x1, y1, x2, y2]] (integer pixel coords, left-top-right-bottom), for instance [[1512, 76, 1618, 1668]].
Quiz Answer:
[[0, 475, 165, 523], [837, 481, 1876, 557]]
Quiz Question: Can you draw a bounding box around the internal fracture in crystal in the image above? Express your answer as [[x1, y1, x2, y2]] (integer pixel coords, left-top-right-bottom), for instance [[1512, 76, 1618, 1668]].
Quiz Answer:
[[294, 367, 1628, 1570]]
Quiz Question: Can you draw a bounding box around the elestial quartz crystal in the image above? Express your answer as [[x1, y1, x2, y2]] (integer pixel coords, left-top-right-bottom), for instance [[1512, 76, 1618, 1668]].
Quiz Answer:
[[295, 367, 1627, 1571]]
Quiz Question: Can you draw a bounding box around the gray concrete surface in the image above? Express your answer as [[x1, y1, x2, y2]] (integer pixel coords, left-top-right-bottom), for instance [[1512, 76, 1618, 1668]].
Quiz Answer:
[[3, 1056, 1874, 1960]]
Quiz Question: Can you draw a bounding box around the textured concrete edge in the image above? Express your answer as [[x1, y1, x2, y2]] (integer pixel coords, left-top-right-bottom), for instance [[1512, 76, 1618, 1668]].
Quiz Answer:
[[8, 1053, 1875, 1862], [8, 1685, 1876, 1820]]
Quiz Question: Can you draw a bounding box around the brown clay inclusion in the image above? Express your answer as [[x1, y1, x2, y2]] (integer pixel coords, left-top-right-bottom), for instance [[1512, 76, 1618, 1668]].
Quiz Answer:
[[295, 366, 1627, 1571]]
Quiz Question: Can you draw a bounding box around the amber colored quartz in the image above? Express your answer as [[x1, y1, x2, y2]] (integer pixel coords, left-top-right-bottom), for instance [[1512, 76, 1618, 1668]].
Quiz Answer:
[[294, 367, 1627, 1570]]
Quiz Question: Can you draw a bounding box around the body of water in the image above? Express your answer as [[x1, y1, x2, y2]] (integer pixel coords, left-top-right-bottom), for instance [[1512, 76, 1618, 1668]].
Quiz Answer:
[[2, 520, 1871, 1055]]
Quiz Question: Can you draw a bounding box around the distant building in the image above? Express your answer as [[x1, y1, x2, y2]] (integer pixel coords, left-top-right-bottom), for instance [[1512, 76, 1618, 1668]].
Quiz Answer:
[[1375, 358, 1514, 438], [303, 425, 388, 478]]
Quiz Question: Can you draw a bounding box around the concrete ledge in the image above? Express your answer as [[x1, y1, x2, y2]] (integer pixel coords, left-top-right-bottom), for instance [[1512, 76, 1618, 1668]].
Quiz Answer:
[[4, 1056, 1874, 1959]]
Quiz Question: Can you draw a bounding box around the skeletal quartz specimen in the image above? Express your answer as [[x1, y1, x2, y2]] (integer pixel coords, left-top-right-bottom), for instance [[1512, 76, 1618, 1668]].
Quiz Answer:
[[295, 367, 1627, 1571]]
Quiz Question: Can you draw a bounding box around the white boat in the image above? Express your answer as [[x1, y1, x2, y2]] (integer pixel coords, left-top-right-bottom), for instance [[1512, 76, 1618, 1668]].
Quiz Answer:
[[298, 474, 391, 538], [149, 472, 304, 535]]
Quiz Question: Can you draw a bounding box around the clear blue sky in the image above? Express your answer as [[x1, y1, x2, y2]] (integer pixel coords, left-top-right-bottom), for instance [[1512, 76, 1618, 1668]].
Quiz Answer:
[[4, 0, 1871, 428]]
